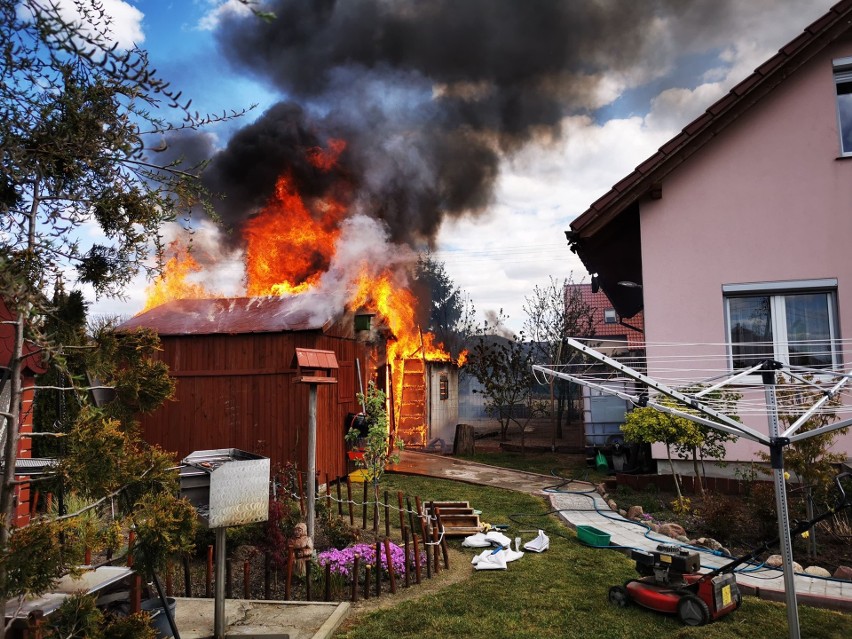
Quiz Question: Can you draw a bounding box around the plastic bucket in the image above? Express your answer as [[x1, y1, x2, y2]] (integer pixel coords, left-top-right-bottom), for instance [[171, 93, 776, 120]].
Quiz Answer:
[[141, 597, 177, 638]]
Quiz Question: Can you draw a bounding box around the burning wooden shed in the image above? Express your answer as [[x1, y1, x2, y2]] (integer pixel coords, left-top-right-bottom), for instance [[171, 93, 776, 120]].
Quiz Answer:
[[118, 296, 376, 481]]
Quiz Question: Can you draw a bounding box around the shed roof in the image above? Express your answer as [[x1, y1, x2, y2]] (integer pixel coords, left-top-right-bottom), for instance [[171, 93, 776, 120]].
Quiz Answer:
[[118, 296, 335, 336]]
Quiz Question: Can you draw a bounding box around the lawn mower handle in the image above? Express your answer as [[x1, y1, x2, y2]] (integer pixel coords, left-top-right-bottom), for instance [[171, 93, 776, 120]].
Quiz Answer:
[[701, 472, 851, 581]]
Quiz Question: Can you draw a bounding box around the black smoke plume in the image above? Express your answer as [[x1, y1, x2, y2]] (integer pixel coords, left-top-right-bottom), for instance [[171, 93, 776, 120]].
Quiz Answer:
[[200, 0, 738, 246]]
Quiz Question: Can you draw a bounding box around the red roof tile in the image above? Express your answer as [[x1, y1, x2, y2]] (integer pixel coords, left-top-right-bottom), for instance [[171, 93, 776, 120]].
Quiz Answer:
[[571, 284, 645, 350]]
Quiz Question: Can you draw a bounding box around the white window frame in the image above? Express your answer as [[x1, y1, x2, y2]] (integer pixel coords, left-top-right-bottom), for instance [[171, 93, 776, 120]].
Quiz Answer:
[[604, 308, 617, 324], [723, 279, 840, 372], [833, 57, 852, 156]]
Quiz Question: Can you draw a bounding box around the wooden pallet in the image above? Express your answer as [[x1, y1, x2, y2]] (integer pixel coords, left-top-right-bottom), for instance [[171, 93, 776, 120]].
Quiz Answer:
[[426, 501, 481, 536]]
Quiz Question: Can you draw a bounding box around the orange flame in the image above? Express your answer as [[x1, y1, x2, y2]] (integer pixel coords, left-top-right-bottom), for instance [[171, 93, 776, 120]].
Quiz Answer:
[[141, 245, 215, 312], [244, 140, 348, 296]]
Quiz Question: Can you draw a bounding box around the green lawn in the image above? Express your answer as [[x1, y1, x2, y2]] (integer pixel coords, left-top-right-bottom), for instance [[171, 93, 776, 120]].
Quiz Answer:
[[333, 474, 852, 639]]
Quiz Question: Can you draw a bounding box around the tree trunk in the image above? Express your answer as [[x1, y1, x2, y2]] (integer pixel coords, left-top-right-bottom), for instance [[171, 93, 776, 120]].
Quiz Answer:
[[691, 448, 704, 497], [666, 443, 682, 500], [453, 424, 475, 456]]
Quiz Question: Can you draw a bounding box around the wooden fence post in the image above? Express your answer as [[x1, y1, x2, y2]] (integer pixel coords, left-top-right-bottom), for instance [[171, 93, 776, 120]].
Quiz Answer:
[[383, 538, 397, 594], [412, 534, 422, 584]]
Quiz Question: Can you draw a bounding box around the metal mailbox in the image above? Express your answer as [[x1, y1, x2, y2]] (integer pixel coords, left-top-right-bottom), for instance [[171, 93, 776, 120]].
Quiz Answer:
[[179, 449, 269, 529]]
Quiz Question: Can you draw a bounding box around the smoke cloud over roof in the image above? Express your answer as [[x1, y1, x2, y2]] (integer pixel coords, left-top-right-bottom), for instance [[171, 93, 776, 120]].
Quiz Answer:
[[191, 0, 744, 248]]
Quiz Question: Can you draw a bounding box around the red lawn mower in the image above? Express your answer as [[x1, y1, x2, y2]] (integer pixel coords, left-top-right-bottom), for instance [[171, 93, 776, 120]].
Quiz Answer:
[[607, 472, 851, 626]]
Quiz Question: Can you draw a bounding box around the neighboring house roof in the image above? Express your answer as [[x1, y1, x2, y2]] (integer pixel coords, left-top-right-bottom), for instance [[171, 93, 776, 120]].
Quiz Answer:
[[567, 0, 852, 316], [118, 296, 335, 336], [574, 284, 645, 350]]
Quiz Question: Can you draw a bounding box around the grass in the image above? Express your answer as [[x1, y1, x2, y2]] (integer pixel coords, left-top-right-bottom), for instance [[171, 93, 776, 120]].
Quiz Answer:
[[333, 473, 852, 639]]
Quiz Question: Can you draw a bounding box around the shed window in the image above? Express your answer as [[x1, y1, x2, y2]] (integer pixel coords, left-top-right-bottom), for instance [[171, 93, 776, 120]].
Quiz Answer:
[[439, 374, 449, 400], [834, 58, 852, 155]]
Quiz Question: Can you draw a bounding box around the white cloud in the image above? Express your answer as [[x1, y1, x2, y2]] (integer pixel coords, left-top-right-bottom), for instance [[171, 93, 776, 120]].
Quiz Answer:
[[197, 0, 253, 31], [52, 0, 145, 49]]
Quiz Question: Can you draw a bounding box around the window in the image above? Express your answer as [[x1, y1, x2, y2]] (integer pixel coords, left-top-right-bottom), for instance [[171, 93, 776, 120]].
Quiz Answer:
[[604, 308, 617, 324], [724, 280, 839, 370], [834, 58, 852, 155], [439, 374, 449, 400]]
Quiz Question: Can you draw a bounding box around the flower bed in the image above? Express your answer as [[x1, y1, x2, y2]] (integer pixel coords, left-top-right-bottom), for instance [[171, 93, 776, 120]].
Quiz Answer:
[[317, 542, 421, 580]]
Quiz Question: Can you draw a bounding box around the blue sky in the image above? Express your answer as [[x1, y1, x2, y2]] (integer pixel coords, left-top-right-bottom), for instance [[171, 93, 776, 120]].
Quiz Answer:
[[78, 0, 838, 330]]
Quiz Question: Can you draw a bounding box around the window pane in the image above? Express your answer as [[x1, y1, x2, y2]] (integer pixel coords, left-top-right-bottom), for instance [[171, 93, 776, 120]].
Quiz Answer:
[[729, 296, 773, 368], [785, 293, 832, 368], [837, 82, 852, 154]]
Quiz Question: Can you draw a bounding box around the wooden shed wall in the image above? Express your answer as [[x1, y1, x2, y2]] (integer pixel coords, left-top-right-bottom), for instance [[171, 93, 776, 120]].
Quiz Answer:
[[138, 330, 368, 481]]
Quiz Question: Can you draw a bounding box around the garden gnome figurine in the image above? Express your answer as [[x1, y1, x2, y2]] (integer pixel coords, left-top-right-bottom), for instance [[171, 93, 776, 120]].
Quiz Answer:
[[292, 522, 313, 576]]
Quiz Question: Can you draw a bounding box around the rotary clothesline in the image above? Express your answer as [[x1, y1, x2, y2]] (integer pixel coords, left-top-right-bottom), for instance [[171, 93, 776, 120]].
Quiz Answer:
[[544, 339, 852, 422], [532, 337, 852, 639]]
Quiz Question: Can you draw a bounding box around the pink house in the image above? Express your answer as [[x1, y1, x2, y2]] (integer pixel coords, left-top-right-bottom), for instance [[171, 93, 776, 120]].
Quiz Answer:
[[568, 1, 852, 475]]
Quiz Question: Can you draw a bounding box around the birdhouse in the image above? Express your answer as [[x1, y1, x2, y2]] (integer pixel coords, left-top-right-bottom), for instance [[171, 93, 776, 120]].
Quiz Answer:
[[292, 348, 339, 385]]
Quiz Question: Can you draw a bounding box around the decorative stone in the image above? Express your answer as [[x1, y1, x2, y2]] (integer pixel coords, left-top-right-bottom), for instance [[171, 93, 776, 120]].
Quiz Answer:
[[804, 566, 831, 578], [647, 523, 659, 533], [607, 499, 618, 511], [676, 535, 691, 544], [658, 523, 686, 539], [694, 537, 723, 551], [832, 565, 852, 580], [627, 505, 644, 520], [619, 509, 627, 518], [766, 555, 803, 572]]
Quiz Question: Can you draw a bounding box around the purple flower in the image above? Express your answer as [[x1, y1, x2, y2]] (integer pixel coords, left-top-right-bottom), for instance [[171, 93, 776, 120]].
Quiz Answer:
[[317, 542, 425, 580]]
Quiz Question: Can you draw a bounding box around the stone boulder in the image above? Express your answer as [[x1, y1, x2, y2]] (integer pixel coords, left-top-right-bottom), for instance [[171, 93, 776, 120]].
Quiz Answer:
[[833, 565, 852, 580], [765, 555, 803, 572], [693, 537, 723, 552], [627, 505, 644, 520], [607, 499, 618, 511], [804, 566, 831, 578], [657, 523, 686, 539]]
